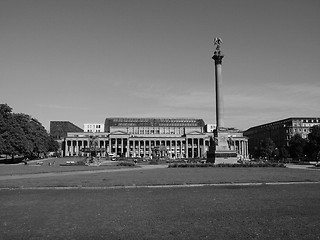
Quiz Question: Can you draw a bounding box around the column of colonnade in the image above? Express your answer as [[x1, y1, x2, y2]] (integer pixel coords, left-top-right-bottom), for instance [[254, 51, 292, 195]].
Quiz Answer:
[[233, 139, 248, 159]]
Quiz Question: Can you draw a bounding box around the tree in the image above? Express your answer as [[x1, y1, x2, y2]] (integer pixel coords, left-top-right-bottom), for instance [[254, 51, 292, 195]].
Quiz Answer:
[[47, 136, 60, 153], [259, 138, 276, 160], [0, 103, 55, 161], [0, 110, 30, 158], [279, 146, 290, 161], [288, 134, 307, 161], [28, 117, 50, 158], [0, 136, 4, 154], [307, 125, 320, 160], [0, 104, 13, 155]]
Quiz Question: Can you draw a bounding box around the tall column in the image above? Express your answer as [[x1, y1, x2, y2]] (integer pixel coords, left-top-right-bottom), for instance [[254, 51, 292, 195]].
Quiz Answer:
[[212, 43, 224, 129], [174, 140, 177, 159], [191, 138, 194, 158], [115, 138, 118, 156], [149, 140, 152, 157], [245, 141, 248, 158], [241, 141, 244, 155], [65, 140, 68, 157], [75, 140, 78, 156], [126, 138, 128, 157], [185, 139, 188, 158], [120, 138, 123, 156], [133, 140, 136, 157]]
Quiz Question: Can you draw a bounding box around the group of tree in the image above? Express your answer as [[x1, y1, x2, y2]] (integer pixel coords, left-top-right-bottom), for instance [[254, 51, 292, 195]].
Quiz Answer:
[[253, 125, 320, 161], [0, 104, 59, 161]]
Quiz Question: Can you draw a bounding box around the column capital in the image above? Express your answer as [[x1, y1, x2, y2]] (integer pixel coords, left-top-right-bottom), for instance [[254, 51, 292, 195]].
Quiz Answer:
[[212, 52, 224, 64]]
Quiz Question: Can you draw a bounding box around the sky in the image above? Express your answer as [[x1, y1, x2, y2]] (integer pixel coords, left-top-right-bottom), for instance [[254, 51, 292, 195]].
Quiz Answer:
[[1, 0, 320, 131]]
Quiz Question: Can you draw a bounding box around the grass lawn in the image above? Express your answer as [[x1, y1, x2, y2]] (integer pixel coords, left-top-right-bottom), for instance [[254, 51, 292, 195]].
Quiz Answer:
[[0, 164, 320, 188], [1, 184, 320, 239], [1, 159, 320, 239], [0, 157, 130, 176]]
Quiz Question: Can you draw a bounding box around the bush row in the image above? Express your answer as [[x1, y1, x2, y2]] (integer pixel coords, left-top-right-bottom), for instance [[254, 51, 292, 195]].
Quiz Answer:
[[168, 162, 286, 168], [117, 161, 136, 167], [214, 153, 237, 158]]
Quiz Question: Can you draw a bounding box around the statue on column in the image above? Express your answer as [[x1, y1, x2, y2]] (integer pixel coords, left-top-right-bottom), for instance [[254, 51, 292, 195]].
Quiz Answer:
[[214, 37, 223, 52]]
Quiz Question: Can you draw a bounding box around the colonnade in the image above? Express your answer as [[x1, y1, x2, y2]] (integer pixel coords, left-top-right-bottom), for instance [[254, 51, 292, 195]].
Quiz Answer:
[[65, 137, 211, 158], [234, 139, 248, 158], [64, 136, 249, 159]]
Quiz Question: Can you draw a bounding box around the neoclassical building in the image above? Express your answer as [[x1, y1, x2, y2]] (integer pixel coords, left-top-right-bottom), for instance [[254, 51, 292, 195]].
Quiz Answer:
[[58, 118, 249, 159]]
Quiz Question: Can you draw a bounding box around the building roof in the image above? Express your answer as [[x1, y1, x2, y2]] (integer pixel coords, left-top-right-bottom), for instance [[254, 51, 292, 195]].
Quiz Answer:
[[245, 117, 320, 132], [50, 121, 83, 139], [105, 118, 205, 128]]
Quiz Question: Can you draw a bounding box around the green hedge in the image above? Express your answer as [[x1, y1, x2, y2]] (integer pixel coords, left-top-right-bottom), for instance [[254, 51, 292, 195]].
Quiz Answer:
[[117, 161, 136, 167], [215, 152, 237, 158], [168, 162, 286, 168]]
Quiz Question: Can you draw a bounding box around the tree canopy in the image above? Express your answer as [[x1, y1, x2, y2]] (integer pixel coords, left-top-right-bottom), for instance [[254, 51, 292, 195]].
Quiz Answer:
[[0, 103, 59, 160], [259, 138, 276, 160], [307, 125, 320, 160], [288, 134, 307, 160]]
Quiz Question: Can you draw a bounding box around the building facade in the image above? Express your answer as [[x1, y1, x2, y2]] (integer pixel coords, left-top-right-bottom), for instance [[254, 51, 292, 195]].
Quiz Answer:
[[61, 118, 249, 159], [244, 117, 320, 155], [204, 124, 217, 133]]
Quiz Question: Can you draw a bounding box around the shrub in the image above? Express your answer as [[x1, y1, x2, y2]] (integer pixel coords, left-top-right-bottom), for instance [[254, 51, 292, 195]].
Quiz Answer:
[[117, 161, 136, 167], [76, 160, 86, 166], [168, 162, 286, 168], [149, 160, 160, 165]]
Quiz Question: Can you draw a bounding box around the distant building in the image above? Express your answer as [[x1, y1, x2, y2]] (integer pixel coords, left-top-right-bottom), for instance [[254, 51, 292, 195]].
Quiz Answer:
[[50, 121, 83, 140], [62, 117, 249, 159], [244, 117, 320, 155], [204, 124, 217, 133], [83, 123, 104, 133]]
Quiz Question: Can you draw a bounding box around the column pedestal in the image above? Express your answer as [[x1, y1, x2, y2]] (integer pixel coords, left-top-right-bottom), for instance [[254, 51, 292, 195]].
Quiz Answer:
[[214, 129, 238, 164]]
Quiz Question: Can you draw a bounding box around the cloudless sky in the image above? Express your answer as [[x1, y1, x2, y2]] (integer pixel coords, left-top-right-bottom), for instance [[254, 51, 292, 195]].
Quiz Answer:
[[1, 0, 320, 131]]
